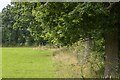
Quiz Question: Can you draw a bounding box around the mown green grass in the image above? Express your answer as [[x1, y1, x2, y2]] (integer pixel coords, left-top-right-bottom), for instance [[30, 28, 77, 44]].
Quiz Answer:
[[2, 47, 56, 78]]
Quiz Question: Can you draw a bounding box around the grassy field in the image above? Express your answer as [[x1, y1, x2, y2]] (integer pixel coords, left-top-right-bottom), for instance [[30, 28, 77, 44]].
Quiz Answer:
[[2, 47, 56, 78]]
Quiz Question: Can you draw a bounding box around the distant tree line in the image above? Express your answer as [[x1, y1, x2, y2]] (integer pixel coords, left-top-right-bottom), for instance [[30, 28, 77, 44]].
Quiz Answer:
[[1, 3, 48, 46]]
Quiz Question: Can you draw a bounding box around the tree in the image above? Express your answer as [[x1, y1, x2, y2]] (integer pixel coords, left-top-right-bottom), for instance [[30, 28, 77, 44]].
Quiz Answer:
[[33, 2, 120, 78], [2, 4, 17, 46]]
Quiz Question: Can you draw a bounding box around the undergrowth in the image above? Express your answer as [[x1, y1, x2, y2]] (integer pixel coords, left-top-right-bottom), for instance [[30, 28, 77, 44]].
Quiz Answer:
[[53, 39, 105, 78]]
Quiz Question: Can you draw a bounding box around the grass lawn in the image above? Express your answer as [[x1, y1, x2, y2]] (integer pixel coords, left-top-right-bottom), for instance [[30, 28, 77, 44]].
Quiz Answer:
[[2, 47, 56, 78]]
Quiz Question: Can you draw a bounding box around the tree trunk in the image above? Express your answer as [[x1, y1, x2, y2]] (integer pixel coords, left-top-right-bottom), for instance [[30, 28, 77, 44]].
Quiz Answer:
[[104, 31, 119, 78], [83, 38, 93, 64]]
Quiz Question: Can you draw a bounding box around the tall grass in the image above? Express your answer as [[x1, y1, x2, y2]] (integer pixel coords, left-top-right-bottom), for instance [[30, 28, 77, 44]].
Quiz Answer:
[[53, 39, 105, 78]]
